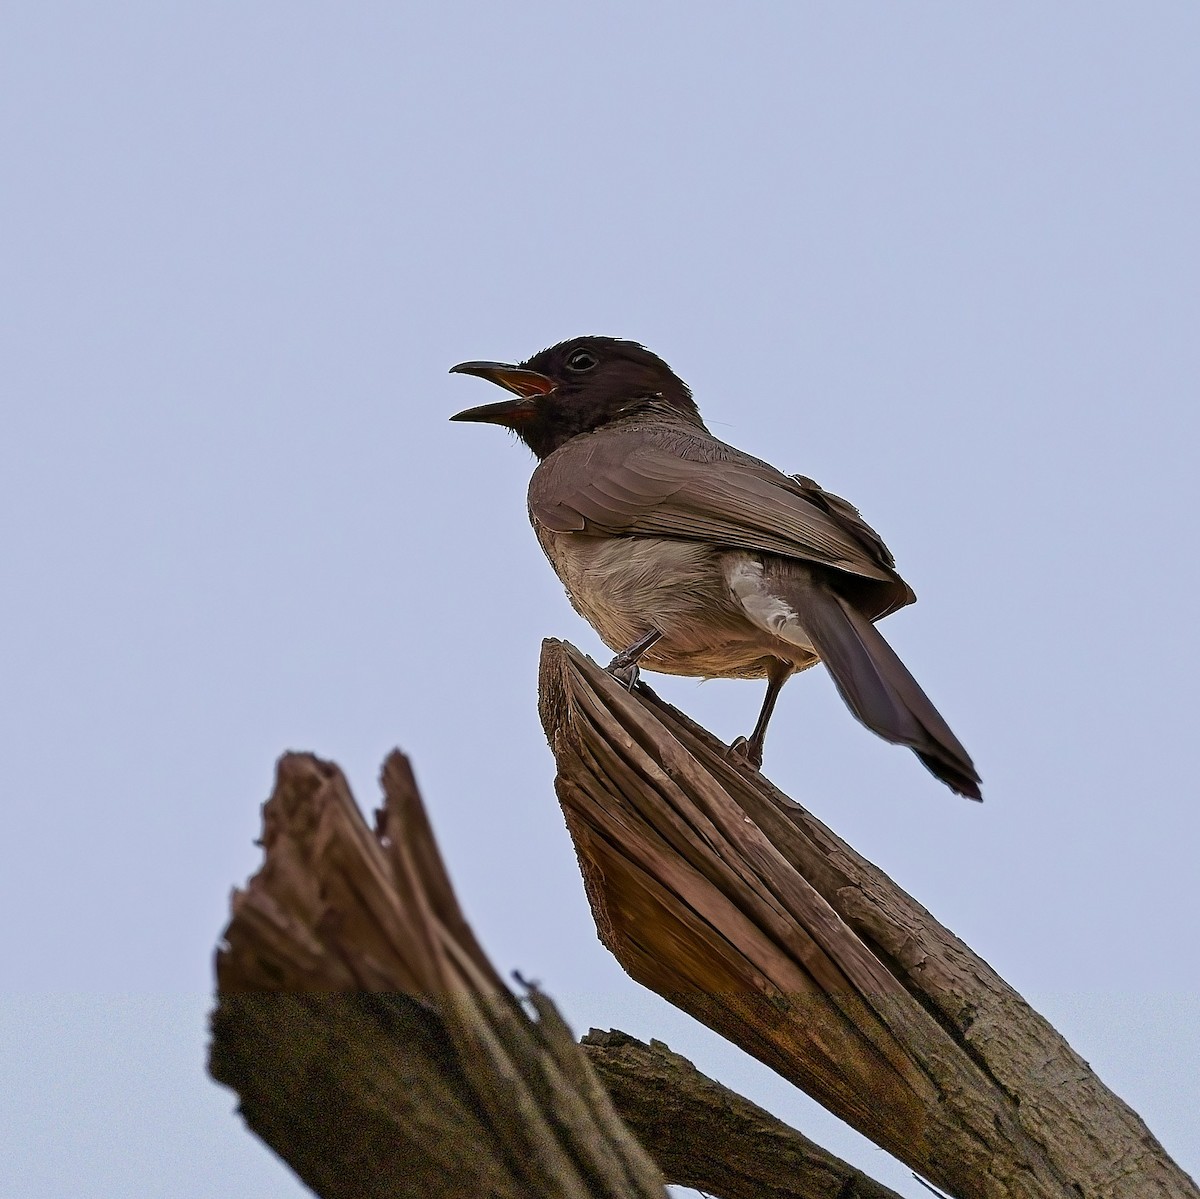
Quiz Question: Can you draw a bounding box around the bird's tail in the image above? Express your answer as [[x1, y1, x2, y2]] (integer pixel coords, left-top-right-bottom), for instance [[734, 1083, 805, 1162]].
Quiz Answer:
[[801, 589, 982, 800]]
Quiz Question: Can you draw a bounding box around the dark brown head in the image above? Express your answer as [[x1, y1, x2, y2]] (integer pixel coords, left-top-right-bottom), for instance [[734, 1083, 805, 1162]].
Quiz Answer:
[[449, 336, 703, 459]]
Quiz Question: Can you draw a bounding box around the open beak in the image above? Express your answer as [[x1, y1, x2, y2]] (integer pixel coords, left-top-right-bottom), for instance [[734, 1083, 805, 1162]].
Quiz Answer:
[[448, 361, 556, 425]]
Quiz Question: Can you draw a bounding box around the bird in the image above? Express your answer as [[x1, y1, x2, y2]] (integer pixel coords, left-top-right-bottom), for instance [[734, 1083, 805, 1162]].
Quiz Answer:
[[450, 336, 981, 800]]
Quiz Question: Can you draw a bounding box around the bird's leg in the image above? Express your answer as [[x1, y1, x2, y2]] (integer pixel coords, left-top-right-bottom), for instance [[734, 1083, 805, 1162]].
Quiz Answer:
[[605, 628, 663, 690], [729, 661, 792, 770]]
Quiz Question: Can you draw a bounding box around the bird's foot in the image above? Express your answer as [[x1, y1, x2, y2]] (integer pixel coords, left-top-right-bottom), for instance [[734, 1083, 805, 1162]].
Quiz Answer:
[[604, 628, 663, 691], [727, 735, 764, 771], [604, 658, 641, 690]]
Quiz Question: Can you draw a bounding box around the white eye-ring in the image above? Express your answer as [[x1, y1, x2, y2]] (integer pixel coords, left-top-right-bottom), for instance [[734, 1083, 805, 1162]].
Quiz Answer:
[[566, 347, 599, 373]]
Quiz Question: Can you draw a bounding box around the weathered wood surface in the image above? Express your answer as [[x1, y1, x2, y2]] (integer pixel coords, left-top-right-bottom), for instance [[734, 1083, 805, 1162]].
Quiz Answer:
[[583, 1028, 906, 1199], [211, 750, 902, 1199], [210, 751, 667, 1199], [539, 638, 1198, 1199]]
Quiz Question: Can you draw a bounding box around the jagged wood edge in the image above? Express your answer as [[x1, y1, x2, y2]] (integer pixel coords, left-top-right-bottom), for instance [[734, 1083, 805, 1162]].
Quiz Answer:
[[210, 750, 665, 1199], [538, 638, 1198, 1199]]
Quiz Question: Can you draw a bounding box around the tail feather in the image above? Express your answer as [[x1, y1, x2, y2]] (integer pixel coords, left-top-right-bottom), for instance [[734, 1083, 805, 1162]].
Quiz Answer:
[[801, 589, 982, 800]]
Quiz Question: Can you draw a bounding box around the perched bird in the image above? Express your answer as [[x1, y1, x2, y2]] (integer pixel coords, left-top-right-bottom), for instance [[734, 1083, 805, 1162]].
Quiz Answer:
[[450, 337, 981, 799]]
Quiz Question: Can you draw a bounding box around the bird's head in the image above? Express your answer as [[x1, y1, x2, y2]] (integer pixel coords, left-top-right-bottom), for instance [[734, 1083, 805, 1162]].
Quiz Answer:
[[449, 336, 703, 459]]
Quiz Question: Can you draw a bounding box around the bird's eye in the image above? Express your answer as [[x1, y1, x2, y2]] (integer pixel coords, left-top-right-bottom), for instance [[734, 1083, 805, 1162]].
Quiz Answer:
[[566, 348, 599, 373]]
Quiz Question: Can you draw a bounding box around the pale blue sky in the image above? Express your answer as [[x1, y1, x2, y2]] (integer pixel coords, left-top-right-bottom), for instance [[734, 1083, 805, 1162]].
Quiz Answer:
[[2, 5, 1197, 1197]]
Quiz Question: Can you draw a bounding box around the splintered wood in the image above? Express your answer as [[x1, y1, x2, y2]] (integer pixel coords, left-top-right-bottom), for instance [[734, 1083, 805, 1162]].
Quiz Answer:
[[538, 638, 1197, 1199], [210, 751, 666, 1199]]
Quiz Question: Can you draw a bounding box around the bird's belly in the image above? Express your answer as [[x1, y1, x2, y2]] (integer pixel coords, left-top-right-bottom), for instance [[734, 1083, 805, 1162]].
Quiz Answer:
[[533, 529, 790, 679]]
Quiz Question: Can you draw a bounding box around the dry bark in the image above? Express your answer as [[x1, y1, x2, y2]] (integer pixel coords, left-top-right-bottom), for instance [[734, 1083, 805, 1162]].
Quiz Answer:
[[583, 1028, 906, 1199], [211, 750, 895, 1199], [539, 637, 1198, 1199], [210, 750, 667, 1199]]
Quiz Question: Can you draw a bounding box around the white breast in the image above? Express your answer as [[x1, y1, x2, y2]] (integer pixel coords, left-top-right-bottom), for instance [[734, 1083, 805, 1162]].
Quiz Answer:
[[531, 525, 811, 679]]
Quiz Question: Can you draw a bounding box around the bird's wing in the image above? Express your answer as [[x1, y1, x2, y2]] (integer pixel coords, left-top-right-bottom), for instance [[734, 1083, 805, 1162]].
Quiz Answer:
[[529, 426, 902, 584]]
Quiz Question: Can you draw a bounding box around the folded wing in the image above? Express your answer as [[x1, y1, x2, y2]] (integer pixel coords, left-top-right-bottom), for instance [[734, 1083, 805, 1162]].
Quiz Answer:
[[529, 425, 914, 613]]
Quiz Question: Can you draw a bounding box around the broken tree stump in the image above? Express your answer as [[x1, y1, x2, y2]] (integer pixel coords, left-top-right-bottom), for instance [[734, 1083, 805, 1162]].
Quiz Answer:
[[211, 750, 907, 1199], [210, 751, 667, 1199], [538, 638, 1197, 1199]]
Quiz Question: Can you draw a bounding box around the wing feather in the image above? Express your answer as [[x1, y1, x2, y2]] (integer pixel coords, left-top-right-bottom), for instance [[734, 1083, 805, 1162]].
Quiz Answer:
[[528, 426, 902, 585]]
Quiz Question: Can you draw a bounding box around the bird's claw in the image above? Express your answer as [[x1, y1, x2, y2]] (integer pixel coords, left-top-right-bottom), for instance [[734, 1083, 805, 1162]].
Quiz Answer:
[[728, 735, 763, 771], [605, 659, 641, 690], [604, 628, 662, 690]]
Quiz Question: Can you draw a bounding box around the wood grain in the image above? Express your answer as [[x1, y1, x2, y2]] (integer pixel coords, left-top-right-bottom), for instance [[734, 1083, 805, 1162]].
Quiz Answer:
[[539, 638, 1197, 1199]]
